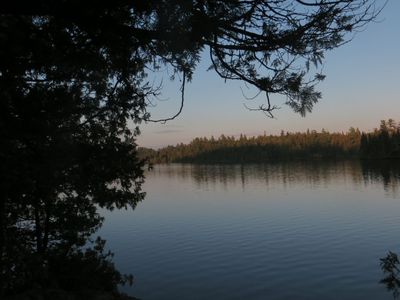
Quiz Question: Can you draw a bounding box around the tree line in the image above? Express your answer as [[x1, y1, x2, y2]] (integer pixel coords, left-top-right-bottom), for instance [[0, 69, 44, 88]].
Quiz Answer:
[[141, 120, 400, 163]]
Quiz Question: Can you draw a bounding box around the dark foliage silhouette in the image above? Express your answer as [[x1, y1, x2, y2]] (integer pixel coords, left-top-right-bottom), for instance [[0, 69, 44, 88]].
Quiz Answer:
[[0, 0, 381, 118], [381, 251, 400, 299], [361, 119, 400, 159], [0, 0, 383, 298]]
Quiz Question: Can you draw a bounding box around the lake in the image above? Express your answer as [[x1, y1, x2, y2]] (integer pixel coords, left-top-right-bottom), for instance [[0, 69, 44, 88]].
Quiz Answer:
[[99, 160, 400, 299]]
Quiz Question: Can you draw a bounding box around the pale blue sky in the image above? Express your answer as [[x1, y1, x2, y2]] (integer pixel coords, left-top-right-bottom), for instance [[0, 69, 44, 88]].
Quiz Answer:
[[138, 0, 399, 149]]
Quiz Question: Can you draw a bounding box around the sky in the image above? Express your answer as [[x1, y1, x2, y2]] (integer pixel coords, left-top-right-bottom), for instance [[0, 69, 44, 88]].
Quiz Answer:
[[137, 0, 400, 149]]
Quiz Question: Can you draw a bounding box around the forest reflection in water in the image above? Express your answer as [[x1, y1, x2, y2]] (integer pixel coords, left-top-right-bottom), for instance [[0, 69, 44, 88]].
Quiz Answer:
[[151, 160, 400, 198]]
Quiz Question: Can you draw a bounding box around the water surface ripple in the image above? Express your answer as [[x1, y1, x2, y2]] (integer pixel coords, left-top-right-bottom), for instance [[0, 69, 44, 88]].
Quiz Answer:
[[100, 161, 400, 299]]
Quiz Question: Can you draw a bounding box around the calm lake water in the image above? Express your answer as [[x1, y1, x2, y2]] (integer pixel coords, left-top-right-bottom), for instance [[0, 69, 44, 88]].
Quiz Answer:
[[99, 160, 400, 299]]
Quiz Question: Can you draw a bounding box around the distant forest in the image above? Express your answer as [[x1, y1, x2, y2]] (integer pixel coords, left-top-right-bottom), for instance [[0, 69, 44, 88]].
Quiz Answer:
[[139, 120, 400, 164]]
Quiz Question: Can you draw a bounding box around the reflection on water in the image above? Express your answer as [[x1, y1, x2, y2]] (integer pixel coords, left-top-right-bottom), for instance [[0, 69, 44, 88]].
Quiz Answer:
[[361, 160, 400, 198], [100, 160, 400, 300], [151, 160, 400, 198]]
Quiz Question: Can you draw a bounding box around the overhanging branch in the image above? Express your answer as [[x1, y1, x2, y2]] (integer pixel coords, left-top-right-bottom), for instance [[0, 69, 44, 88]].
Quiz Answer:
[[146, 71, 186, 124]]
